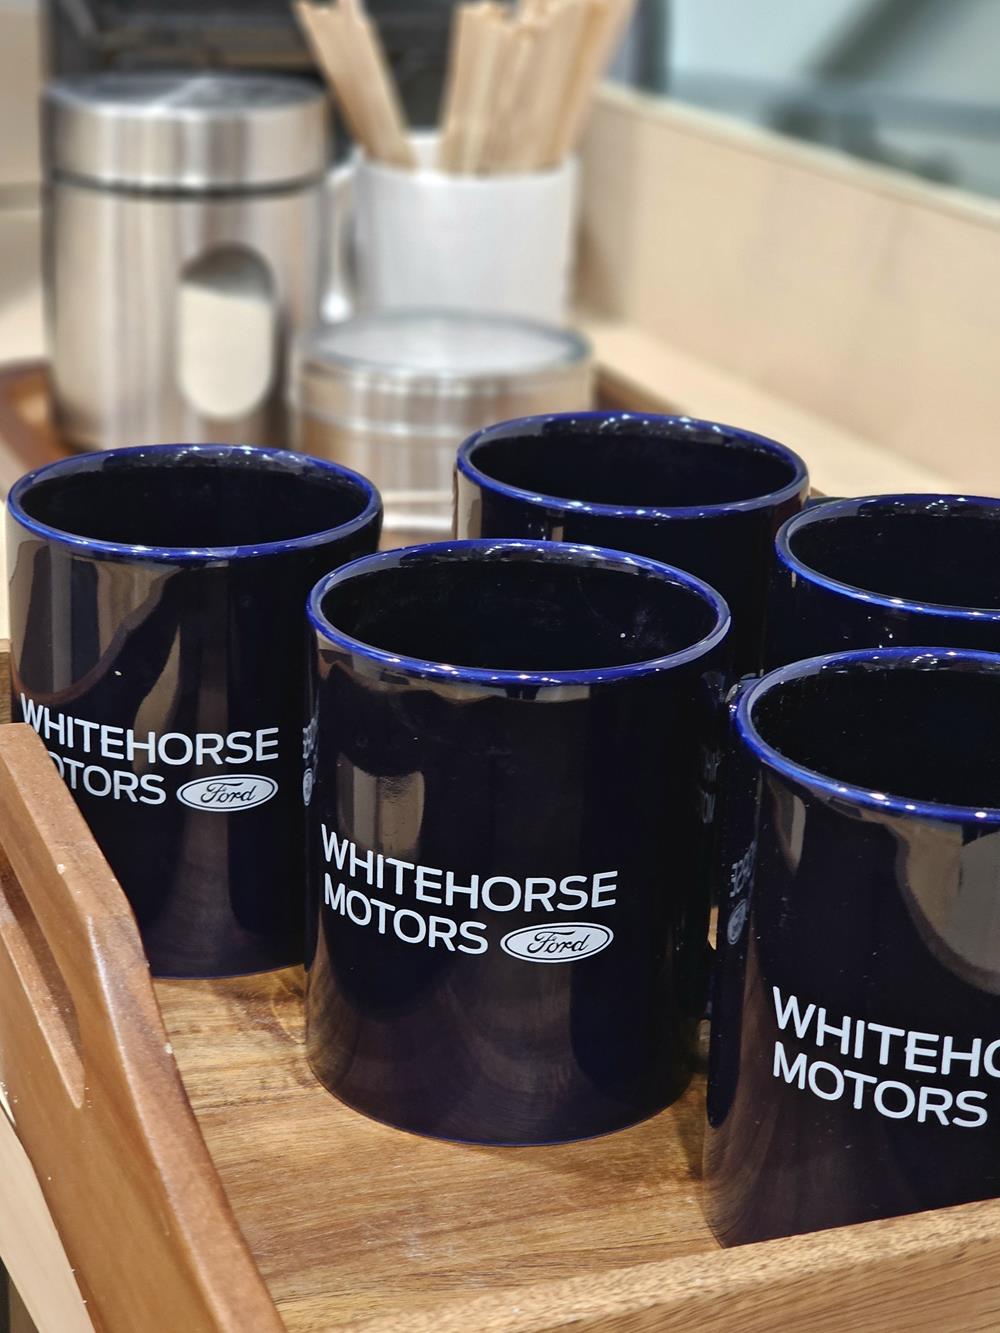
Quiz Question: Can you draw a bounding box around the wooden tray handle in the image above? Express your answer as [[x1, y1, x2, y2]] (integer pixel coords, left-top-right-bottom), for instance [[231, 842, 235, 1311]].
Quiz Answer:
[[0, 833, 85, 1110], [0, 721, 283, 1333]]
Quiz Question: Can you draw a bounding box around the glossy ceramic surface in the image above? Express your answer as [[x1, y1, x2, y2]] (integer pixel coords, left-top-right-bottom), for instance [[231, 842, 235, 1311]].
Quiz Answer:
[[7, 444, 382, 977], [306, 539, 731, 1144], [706, 647, 1000, 1244], [768, 494, 1000, 666], [456, 412, 808, 673]]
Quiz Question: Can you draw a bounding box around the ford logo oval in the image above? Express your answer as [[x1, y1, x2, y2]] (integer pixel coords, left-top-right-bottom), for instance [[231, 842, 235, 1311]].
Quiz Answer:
[[177, 774, 278, 812], [500, 922, 614, 963]]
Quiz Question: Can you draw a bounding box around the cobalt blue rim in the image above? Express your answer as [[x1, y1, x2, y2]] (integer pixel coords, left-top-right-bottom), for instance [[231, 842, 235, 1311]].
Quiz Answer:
[[6, 443, 383, 563], [456, 411, 809, 520], [776, 493, 1000, 621], [308, 538, 732, 688], [737, 646, 1000, 824]]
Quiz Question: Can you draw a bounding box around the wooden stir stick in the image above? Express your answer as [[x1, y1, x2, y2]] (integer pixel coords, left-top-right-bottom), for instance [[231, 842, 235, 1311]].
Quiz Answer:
[[294, 0, 415, 168], [550, 0, 636, 163], [340, 0, 415, 167], [296, 0, 636, 175], [439, 4, 481, 172], [457, 4, 512, 174]]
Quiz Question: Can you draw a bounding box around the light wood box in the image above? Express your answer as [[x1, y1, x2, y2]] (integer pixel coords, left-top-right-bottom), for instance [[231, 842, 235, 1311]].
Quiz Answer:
[[578, 86, 1000, 499]]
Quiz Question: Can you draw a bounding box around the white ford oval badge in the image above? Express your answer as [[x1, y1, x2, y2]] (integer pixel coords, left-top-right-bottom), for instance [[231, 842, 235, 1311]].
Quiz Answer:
[[500, 922, 614, 963], [177, 774, 278, 812]]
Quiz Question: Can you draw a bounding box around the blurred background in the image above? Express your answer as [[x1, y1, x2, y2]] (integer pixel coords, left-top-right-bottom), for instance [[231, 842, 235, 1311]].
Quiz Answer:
[[618, 0, 1000, 198], [0, 0, 999, 522], [2, 1, 997, 200]]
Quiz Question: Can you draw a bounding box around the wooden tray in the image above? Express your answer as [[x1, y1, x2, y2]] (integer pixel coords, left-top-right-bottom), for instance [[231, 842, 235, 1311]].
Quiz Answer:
[[3, 372, 1000, 1331], [0, 362, 70, 488], [4, 682, 1000, 1333]]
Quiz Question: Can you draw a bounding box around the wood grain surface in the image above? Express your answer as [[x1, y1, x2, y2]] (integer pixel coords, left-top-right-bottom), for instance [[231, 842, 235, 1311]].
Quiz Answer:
[[155, 965, 1000, 1333], [155, 968, 711, 1331], [344, 1193, 1000, 1332], [0, 363, 65, 490]]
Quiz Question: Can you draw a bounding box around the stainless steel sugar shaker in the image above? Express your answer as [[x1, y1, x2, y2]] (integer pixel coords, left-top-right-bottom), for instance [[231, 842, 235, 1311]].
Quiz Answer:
[[43, 72, 329, 449]]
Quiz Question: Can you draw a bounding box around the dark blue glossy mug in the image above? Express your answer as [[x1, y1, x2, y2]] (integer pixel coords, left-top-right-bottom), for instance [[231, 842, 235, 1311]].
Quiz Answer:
[[706, 647, 1000, 1244], [305, 539, 731, 1144], [456, 413, 808, 673], [768, 494, 1000, 666], [7, 444, 382, 978]]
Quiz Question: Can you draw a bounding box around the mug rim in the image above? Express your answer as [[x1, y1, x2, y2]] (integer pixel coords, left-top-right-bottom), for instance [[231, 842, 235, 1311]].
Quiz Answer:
[[456, 412, 809, 520], [308, 537, 731, 687], [775, 493, 1000, 621], [737, 646, 1000, 824], [294, 307, 592, 389], [7, 443, 383, 564]]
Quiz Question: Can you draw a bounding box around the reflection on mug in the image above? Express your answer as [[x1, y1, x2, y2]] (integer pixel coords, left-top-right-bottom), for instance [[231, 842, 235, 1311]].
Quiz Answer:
[[306, 538, 731, 1144]]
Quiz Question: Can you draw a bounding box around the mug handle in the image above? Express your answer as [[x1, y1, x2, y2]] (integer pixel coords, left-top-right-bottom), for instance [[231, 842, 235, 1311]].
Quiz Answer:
[[322, 161, 358, 323]]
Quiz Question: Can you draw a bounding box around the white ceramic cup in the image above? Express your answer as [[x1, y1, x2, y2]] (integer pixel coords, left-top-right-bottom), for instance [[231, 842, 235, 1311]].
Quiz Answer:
[[324, 132, 579, 325]]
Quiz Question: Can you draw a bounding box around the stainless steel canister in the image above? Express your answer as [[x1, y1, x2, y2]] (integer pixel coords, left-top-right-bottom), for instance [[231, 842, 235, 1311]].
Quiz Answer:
[[291, 311, 593, 538], [43, 73, 329, 449]]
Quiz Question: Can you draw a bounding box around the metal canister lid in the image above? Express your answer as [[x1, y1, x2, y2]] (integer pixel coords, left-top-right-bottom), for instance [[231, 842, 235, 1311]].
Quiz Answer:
[[293, 311, 593, 435], [43, 73, 329, 191]]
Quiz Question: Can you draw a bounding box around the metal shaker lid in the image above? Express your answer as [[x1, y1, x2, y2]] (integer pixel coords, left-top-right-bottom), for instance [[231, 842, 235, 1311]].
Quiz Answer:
[[44, 73, 329, 191], [293, 311, 592, 433]]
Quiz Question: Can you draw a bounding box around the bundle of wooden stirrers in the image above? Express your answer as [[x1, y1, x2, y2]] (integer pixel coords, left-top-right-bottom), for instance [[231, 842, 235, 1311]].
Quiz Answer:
[[294, 0, 415, 168], [295, 0, 635, 175]]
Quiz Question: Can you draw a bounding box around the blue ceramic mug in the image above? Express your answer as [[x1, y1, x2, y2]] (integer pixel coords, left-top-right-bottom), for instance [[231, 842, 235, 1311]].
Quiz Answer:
[[767, 494, 1000, 667], [305, 539, 730, 1144], [456, 413, 808, 673], [7, 444, 382, 978], [706, 647, 1000, 1244]]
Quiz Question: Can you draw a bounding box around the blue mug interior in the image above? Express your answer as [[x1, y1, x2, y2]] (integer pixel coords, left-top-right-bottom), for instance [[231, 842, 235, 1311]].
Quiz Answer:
[[463, 415, 802, 510], [14, 447, 375, 551], [746, 652, 1000, 811], [782, 496, 1000, 611], [318, 544, 724, 673]]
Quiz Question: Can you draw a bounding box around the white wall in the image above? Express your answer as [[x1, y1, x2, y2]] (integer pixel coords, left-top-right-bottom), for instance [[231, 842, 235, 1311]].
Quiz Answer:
[[666, 0, 1000, 198], [670, 0, 872, 81], [669, 0, 1000, 97]]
